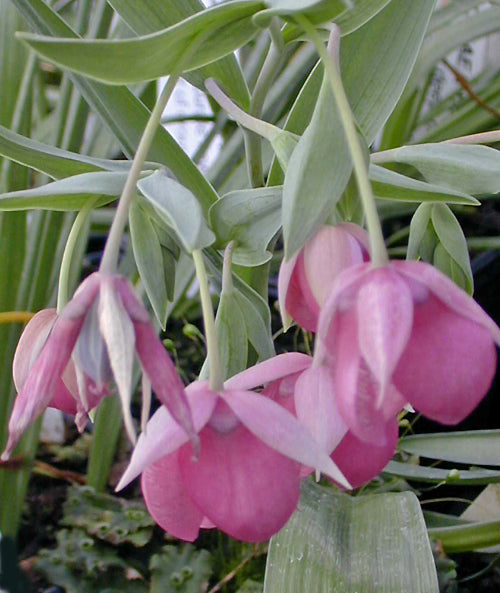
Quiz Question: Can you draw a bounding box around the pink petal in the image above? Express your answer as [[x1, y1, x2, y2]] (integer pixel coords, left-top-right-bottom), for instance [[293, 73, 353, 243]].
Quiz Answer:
[[117, 276, 197, 448], [303, 225, 366, 308], [329, 417, 398, 489], [224, 353, 312, 391], [340, 222, 371, 256], [142, 450, 204, 542], [394, 260, 500, 345], [393, 295, 497, 424], [178, 424, 300, 542], [356, 268, 414, 405], [116, 384, 217, 490], [221, 388, 350, 487], [294, 364, 347, 453]]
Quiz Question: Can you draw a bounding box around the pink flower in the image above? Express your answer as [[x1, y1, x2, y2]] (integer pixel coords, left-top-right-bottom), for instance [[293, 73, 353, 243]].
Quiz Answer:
[[278, 223, 370, 332], [116, 354, 350, 542], [2, 272, 195, 460], [315, 260, 500, 446]]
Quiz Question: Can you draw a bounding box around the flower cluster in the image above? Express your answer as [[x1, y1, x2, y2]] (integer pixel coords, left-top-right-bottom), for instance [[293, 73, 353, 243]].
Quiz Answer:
[[3, 224, 499, 543]]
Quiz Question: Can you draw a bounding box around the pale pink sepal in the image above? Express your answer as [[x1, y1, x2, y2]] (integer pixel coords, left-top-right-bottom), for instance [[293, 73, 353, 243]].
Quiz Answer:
[[224, 352, 312, 391], [393, 296, 497, 424], [221, 388, 350, 488], [394, 260, 500, 346], [116, 384, 217, 490], [294, 364, 348, 454], [178, 424, 300, 542], [356, 269, 414, 406], [142, 450, 204, 542]]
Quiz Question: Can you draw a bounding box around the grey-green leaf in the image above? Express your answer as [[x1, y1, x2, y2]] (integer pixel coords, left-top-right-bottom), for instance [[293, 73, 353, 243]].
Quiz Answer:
[[129, 198, 177, 329], [399, 430, 500, 467], [215, 291, 249, 379], [209, 187, 282, 266], [138, 170, 215, 253], [0, 171, 131, 211], [370, 164, 480, 205], [256, 0, 349, 26], [264, 480, 439, 593], [384, 461, 500, 486], [372, 144, 500, 196], [18, 2, 263, 85]]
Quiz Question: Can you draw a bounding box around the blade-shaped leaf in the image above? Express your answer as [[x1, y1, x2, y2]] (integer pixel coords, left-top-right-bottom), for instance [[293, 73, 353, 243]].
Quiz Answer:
[[255, 0, 349, 26], [209, 187, 282, 266], [264, 480, 439, 593], [399, 430, 500, 467], [370, 164, 479, 206], [108, 0, 250, 109], [18, 2, 263, 85], [384, 461, 500, 485], [372, 144, 500, 196], [0, 171, 133, 211], [215, 291, 249, 379], [138, 170, 215, 253]]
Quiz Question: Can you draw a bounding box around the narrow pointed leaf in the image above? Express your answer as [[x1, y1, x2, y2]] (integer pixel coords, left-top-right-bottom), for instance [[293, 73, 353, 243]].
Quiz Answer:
[[18, 2, 264, 85], [384, 461, 500, 486], [215, 291, 248, 380], [0, 171, 132, 211], [265, 481, 439, 593]]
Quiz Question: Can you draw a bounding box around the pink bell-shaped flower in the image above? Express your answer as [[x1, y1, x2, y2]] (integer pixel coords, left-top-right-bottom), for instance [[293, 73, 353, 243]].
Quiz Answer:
[[116, 354, 350, 542], [316, 260, 500, 446], [2, 272, 195, 460], [278, 223, 370, 332]]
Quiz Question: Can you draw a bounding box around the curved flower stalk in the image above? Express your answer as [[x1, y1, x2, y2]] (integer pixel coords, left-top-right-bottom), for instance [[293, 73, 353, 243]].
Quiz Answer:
[[1, 272, 195, 460], [314, 260, 500, 446], [278, 223, 370, 332], [116, 353, 350, 543]]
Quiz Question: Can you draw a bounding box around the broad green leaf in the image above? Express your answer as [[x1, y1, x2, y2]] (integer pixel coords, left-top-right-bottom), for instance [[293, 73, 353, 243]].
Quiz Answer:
[[107, 0, 250, 109], [18, 2, 263, 85], [0, 171, 132, 211], [254, 0, 349, 27], [129, 198, 177, 329], [336, 0, 392, 35], [265, 480, 439, 593], [0, 123, 143, 179], [215, 291, 249, 379], [399, 431, 500, 467], [137, 170, 215, 253], [11, 0, 219, 212], [282, 74, 352, 258], [209, 187, 282, 266], [428, 520, 500, 554], [370, 164, 479, 206], [384, 461, 500, 485], [234, 290, 274, 361], [372, 144, 500, 196], [407, 203, 432, 260], [150, 544, 212, 593], [341, 0, 435, 146], [431, 204, 473, 294]]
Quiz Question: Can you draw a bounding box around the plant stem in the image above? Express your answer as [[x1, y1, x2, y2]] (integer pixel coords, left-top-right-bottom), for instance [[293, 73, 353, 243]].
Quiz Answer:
[[57, 198, 97, 312], [297, 18, 388, 267], [192, 249, 223, 392]]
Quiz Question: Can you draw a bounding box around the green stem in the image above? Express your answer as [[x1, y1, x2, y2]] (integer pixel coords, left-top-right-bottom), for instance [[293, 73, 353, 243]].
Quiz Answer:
[[99, 75, 180, 274], [297, 18, 388, 267], [57, 199, 97, 312], [192, 249, 223, 392]]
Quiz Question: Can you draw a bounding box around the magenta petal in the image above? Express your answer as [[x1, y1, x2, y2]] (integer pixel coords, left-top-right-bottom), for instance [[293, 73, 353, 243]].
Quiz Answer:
[[142, 450, 203, 542], [179, 424, 300, 542], [393, 296, 497, 424], [116, 384, 217, 490], [394, 260, 500, 345], [330, 417, 398, 489], [294, 364, 347, 453], [224, 353, 312, 391], [356, 269, 413, 402]]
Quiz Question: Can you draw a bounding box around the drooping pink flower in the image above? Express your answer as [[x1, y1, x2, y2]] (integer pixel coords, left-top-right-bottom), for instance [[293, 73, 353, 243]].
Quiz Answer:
[[1, 272, 195, 460], [315, 260, 500, 446], [116, 353, 350, 542], [278, 223, 370, 332]]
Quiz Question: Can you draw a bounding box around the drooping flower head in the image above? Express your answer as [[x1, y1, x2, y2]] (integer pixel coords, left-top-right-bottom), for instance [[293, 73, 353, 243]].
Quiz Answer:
[[278, 223, 370, 332], [116, 353, 350, 542], [2, 272, 195, 460], [315, 260, 500, 446]]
